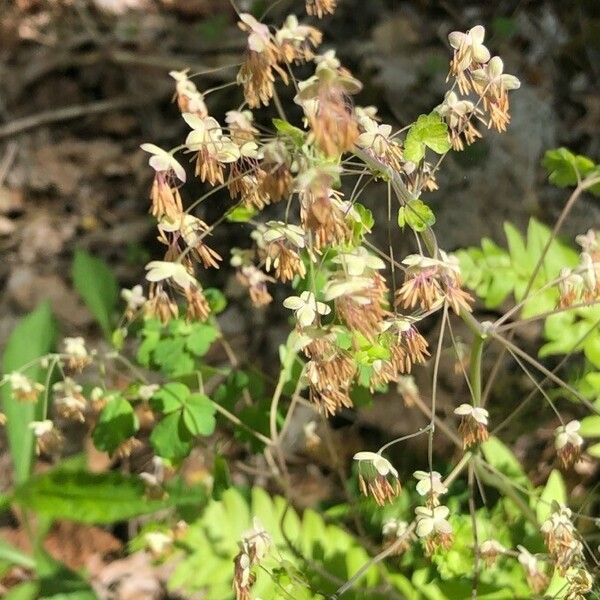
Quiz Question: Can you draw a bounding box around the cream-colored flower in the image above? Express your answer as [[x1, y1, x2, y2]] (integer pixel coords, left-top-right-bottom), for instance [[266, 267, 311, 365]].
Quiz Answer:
[[6, 372, 44, 402], [353, 451, 398, 478], [183, 114, 240, 163], [555, 420, 583, 451], [454, 404, 489, 425], [140, 143, 186, 182], [262, 222, 306, 248], [239, 13, 271, 53], [448, 25, 490, 71], [332, 247, 385, 277], [355, 117, 394, 156], [121, 285, 146, 313], [471, 56, 521, 93], [415, 505, 452, 538], [138, 384, 159, 401], [435, 91, 475, 127], [414, 470, 448, 497], [29, 419, 54, 437], [283, 291, 330, 327], [145, 261, 197, 290], [64, 337, 87, 359]]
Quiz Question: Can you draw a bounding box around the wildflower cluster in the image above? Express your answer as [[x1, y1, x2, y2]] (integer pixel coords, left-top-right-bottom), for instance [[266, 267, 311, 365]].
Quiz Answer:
[[558, 229, 600, 308], [233, 519, 271, 600]]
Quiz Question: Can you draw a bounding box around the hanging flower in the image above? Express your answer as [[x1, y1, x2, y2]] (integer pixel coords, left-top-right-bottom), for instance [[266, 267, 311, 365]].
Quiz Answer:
[[63, 337, 92, 371], [447, 25, 490, 92], [382, 519, 414, 555], [295, 51, 362, 156], [555, 420, 583, 469], [29, 420, 63, 455], [236, 265, 274, 307], [353, 451, 401, 505], [141, 143, 186, 220], [121, 285, 146, 319], [305, 0, 337, 18], [260, 222, 307, 283], [454, 403, 489, 448], [413, 470, 448, 507], [435, 91, 481, 150], [415, 505, 453, 554], [169, 70, 208, 117], [541, 505, 583, 574], [53, 378, 87, 422], [237, 13, 287, 108], [331, 246, 386, 277], [6, 372, 44, 403], [183, 114, 240, 185], [145, 260, 197, 290], [355, 116, 404, 169], [517, 546, 549, 594], [479, 539, 506, 566], [233, 518, 271, 600], [276, 15, 322, 64], [396, 251, 473, 315], [283, 291, 330, 327], [471, 56, 520, 131]]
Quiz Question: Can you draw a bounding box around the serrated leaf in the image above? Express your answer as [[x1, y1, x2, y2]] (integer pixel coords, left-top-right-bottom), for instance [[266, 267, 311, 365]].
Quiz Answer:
[[72, 250, 118, 337], [1, 302, 56, 483], [92, 397, 138, 454], [182, 394, 216, 436], [150, 412, 193, 460], [150, 382, 189, 413], [403, 112, 451, 162], [186, 323, 219, 357], [542, 147, 596, 189], [14, 470, 168, 524], [397, 198, 436, 232]]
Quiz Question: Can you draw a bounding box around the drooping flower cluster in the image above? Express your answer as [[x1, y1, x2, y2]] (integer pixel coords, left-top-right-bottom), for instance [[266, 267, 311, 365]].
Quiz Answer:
[[454, 403, 489, 448], [415, 505, 453, 555], [446, 25, 520, 132], [353, 451, 401, 506], [558, 229, 600, 308], [554, 420, 583, 469], [232, 519, 271, 600], [541, 505, 583, 574]]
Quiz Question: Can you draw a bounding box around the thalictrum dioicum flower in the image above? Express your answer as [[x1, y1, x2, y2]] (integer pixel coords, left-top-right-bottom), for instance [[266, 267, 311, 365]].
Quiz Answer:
[[517, 546, 548, 595], [6, 372, 44, 403], [414, 505, 453, 554], [353, 451, 401, 505], [283, 291, 330, 328], [454, 403, 489, 448], [554, 420, 583, 469]]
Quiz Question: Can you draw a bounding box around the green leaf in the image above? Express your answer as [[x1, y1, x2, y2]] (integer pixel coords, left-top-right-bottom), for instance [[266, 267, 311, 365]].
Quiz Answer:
[[579, 415, 600, 438], [204, 288, 227, 314], [183, 394, 216, 436], [186, 323, 219, 357], [212, 455, 232, 500], [92, 397, 139, 454], [537, 469, 566, 523], [14, 470, 168, 524], [542, 147, 596, 189], [481, 436, 530, 488], [0, 539, 35, 569], [150, 412, 193, 460], [403, 112, 451, 162], [397, 198, 436, 232], [1, 302, 56, 483], [272, 118, 305, 147], [72, 250, 118, 337], [150, 382, 189, 413], [226, 205, 257, 223], [587, 442, 600, 458]]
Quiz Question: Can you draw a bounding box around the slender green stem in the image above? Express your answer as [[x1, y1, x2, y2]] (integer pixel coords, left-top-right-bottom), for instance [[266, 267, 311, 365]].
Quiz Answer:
[[469, 333, 485, 407]]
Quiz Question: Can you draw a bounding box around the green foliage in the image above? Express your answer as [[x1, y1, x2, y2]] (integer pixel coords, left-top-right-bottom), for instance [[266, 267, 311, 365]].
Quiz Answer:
[[542, 148, 600, 195], [13, 468, 171, 524], [149, 382, 216, 460], [72, 250, 118, 337], [457, 218, 579, 317], [398, 198, 436, 232], [273, 117, 306, 147], [537, 470, 566, 523], [1, 302, 56, 483], [92, 395, 139, 454], [403, 113, 451, 163], [137, 318, 220, 377], [169, 487, 383, 600]]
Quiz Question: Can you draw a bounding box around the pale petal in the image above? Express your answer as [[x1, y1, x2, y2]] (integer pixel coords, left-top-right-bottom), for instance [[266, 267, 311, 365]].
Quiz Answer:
[[454, 403, 474, 416], [470, 25, 486, 45], [297, 304, 316, 327], [416, 518, 434, 538], [448, 31, 466, 50], [283, 296, 304, 310], [353, 451, 379, 462]]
